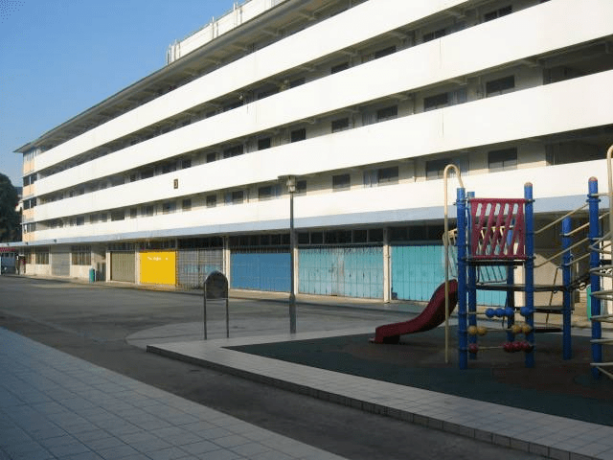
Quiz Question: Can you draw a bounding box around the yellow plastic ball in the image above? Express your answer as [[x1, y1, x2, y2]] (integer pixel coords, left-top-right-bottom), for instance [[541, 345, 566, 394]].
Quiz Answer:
[[477, 326, 488, 336], [468, 325, 478, 336], [510, 324, 522, 335], [522, 324, 533, 335]]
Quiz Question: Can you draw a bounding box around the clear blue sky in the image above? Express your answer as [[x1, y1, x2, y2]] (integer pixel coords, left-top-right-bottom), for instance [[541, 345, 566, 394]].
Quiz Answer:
[[0, 0, 237, 187]]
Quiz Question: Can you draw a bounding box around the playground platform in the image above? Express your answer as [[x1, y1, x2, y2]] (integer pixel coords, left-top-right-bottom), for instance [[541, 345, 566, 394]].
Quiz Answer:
[[149, 322, 613, 460]]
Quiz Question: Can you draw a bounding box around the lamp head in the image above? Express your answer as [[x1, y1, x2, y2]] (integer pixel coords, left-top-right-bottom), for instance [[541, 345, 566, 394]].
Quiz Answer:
[[278, 175, 297, 193]]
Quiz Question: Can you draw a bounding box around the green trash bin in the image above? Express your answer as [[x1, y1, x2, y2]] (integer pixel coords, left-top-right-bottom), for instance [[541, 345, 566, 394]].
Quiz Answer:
[[89, 268, 96, 283]]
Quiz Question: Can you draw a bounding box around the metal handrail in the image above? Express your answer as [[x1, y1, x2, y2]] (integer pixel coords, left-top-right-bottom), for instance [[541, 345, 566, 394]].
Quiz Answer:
[[534, 203, 588, 235]]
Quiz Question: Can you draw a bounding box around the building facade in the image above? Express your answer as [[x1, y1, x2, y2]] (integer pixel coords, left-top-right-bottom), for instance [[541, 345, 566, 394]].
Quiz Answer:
[[14, 0, 613, 303]]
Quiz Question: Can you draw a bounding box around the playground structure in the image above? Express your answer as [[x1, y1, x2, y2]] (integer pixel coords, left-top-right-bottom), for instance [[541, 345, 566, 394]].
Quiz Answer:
[[373, 145, 613, 379]]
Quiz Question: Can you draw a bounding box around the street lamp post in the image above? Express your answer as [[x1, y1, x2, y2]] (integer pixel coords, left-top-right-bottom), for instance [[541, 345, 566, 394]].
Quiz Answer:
[[279, 175, 297, 334]]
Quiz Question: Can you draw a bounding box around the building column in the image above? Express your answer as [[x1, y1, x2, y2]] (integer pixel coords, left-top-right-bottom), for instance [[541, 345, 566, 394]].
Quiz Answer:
[[383, 227, 391, 303], [293, 243, 299, 296], [223, 236, 231, 285], [105, 249, 111, 282]]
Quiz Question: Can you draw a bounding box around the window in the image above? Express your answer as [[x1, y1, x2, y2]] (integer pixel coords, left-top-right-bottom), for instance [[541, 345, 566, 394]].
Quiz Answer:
[[111, 210, 125, 221], [488, 148, 518, 171], [426, 157, 467, 180], [484, 5, 512, 22], [376, 105, 398, 122], [181, 159, 192, 169], [130, 208, 137, 218], [331, 117, 349, 133], [378, 166, 399, 184], [423, 28, 446, 42], [90, 214, 98, 224], [332, 174, 350, 191], [141, 168, 154, 179], [364, 166, 399, 187], [223, 145, 243, 158], [296, 180, 307, 195], [142, 205, 154, 217], [206, 152, 217, 163], [290, 128, 306, 143], [486, 75, 515, 96], [35, 250, 49, 265], [289, 78, 305, 88], [424, 92, 449, 111], [258, 137, 272, 150], [182, 199, 192, 211], [71, 246, 91, 266], [258, 185, 279, 201], [257, 88, 278, 100], [374, 45, 396, 59], [224, 100, 242, 111], [331, 62, 349, 74], [226, 191, 244, 205], [162, 201, 176, 214], [206, 195, 217, 208], [76, 216, 85, 226]]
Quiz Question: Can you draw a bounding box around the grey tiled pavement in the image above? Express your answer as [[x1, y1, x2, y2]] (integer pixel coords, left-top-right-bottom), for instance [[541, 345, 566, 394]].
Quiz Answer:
[[0, 327, 346, 460], [149, 328, 613, 460]]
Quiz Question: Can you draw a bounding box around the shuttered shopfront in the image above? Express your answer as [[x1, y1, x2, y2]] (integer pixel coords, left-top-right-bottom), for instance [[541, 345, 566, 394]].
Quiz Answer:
[[177, 248, 224, 289], [391, 245, 504, 305], [110, 251, 136, 283], [230, 251, 290, 292], [299, 246, 383, 299], [51, 251, 70, 277], [140, 251, 176, 286]]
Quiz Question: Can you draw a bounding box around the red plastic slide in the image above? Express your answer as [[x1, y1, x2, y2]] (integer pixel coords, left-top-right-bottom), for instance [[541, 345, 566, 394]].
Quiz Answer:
[[372, 279, 458, 344]]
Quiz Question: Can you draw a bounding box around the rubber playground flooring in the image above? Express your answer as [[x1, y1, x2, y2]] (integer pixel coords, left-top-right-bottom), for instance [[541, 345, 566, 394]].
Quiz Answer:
[[229, 326, 613, 427]]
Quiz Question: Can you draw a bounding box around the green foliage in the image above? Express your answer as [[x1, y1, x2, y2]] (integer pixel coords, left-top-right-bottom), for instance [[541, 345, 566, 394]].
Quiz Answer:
[[0, 173, 21, 242]]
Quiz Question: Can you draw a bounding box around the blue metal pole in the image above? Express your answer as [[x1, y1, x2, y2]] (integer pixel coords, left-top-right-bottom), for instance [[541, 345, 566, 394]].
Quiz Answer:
[[562, 216, 572, 360], [457, 187, 468, 369], [524, 183, 535, 368], [467, 191, 477, 359], [588, 177, 602, 378]]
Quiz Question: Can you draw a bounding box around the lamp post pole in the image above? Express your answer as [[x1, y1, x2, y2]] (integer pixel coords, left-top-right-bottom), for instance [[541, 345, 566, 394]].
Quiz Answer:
[[279, 175, 297, 334], [289, 185, 296, 334]]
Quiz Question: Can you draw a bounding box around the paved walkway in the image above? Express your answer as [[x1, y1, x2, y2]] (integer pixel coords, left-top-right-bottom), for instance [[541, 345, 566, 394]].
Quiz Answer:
[[0, 327, 346, 460], [149, 328, 613, 460]]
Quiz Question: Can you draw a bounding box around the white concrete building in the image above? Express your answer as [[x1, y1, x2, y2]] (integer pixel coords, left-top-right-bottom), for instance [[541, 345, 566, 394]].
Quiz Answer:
[[14, 0, 613, 301]]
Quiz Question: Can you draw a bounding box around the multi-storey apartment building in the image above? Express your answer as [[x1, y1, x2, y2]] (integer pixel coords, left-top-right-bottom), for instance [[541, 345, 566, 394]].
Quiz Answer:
[[13, 0, 613, 303]]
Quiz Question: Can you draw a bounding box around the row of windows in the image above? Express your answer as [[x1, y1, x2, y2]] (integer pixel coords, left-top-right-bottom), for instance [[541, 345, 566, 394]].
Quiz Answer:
[[71, 246, 92, 265], [33, 147, 517, 232], [230, 225, 445, 247]]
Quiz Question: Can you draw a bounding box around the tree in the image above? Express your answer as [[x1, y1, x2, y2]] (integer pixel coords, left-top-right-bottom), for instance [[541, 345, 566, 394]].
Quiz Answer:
[[0, 173, 21, 242]]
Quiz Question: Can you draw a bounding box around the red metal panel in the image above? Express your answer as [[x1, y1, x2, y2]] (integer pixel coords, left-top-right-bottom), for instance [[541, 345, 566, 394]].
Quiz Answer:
[[469, 198, 527, 260]]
